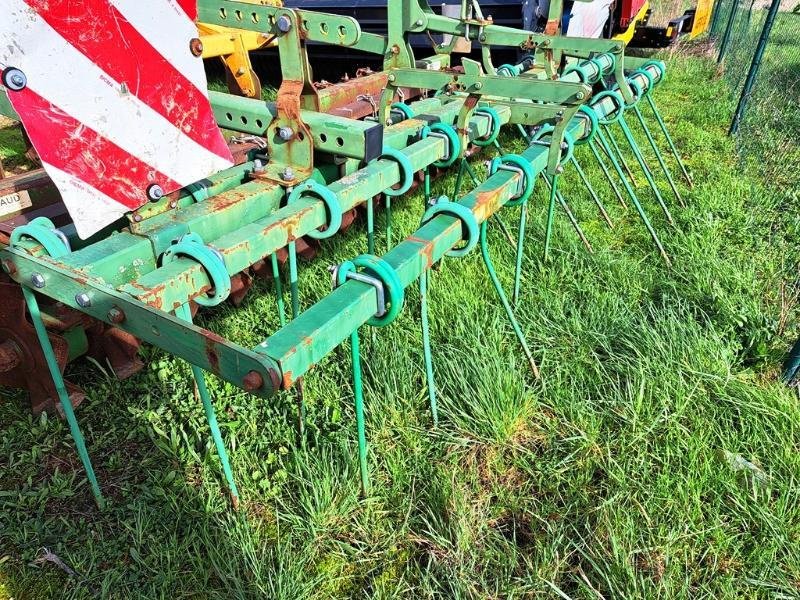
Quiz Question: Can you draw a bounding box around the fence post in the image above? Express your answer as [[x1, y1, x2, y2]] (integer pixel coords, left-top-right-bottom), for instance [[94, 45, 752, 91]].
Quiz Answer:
[[729, 0, 782, 134], [709, 0, 725, 37], [717, 0, 740, 63]]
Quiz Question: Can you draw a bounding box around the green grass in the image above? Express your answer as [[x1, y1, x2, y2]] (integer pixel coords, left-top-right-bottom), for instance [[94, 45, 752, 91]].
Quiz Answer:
[[2, 52, 800, 599]]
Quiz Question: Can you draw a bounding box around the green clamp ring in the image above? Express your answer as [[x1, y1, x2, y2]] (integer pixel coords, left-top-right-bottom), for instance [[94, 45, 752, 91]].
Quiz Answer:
[[390, 102, 415, 121], [9, 216, 70, 258], [588, 57, 607, 83], [162, 232, 231, 307], [575, 105, 599, 146], [641, 60, 666, 84], [287, 179, 342, 240], [421, 197, 479, 257], [489, 154, 535, 207], [496, 63, 518, 77], [591, 89, 625, 125], [420, 122, 461, 168], [473, 106, 501, 147], [632, 68, 654, 97], [379, 146, 414, 197], [531, 124, 575, 167], [336, 254, 404, 327], [623, 79, 643, 108], [563, 63, 589, 84]]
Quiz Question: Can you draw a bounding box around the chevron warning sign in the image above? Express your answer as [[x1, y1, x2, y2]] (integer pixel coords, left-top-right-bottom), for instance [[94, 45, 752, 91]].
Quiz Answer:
[[0, 0, 234, 238]]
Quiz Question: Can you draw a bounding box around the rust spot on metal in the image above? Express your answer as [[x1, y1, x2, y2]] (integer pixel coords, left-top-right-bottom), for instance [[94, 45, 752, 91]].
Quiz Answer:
[[205, 337, 220, 372], [282, 370, 294, 389], [473, 188, 504, 223]]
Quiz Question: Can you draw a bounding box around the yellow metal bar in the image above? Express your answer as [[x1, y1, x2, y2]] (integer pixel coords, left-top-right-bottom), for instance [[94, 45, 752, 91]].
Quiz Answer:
[[691, 0, 714, 37]]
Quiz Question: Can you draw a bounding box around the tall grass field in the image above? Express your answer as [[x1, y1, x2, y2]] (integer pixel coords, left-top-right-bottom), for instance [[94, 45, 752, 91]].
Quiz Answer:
[[1, 44, 799, 600]]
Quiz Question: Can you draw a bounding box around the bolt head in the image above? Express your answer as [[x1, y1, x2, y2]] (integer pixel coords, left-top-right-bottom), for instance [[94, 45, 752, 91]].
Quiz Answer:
[[75, 292, 92, 308], [30, 273, 45, 288], [278, 126, 294, 141], [133, 214, 143, 223], [147, 184, 164, 201], [280, 167, 295, 181], [107, 307, 126, 324], [189, 37, 204, 57], [276, 14, 292, 32], [387, 73, 396, 82], [414, 19, 424, 26], [2, 68, 27, 91]]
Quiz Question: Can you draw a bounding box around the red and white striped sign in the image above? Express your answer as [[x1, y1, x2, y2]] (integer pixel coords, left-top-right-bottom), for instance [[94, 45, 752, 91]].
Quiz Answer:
[[0, 0, 234, 239]]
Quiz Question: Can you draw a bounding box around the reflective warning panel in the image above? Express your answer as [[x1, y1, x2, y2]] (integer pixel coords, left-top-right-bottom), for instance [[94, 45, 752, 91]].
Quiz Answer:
[[0, 0, 234, 239]]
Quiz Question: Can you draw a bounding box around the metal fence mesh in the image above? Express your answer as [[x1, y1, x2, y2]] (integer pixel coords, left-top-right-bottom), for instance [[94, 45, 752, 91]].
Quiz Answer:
[[709, 0, 800, 183]]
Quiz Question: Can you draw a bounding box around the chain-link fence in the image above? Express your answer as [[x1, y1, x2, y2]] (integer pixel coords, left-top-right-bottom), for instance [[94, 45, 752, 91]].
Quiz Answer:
[[709, 0, 800, 183]]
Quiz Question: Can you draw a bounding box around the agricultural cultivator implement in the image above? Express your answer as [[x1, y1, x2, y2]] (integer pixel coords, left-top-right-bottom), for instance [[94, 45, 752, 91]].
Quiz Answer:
[[0, 0, 694, 508]]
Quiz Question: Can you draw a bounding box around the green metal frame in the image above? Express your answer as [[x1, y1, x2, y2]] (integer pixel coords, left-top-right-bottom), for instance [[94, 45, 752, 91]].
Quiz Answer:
[[1, 0, 694, 504]]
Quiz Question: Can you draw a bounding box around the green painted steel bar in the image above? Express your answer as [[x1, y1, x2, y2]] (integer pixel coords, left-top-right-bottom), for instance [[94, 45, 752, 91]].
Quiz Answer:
[[2, 250, 282, 396], [730, 0, 782, 135], [644, 95, 693, 187], [595, 129, 671, 265], [21, 286, 105, 509], [571, 156, 614, 228], [419, 270, 438, 425], [480, 221, 540, 378], [631, 105, 686, 208], [617, 117, 674, 224], [175, 302, 240, 509]]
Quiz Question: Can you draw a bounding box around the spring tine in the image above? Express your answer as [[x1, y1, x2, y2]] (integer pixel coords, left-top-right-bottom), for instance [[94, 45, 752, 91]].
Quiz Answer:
[[419, 270, 438, 426], [543, 173, 559, 262], [603, 126, 638, 186], [571, 155, 614, 229], [618, 117, 674, 225], [424, 168, 432, 204], [588, 140, 627, 209], [349, 329, 371, 494], [632, 105, 686, 209], [385, 195, 392, 248], [512, 201, 528, 306], [270, 253, 286, 327], [596, 129, 671, 266], [175, 302, 240, 510], [480, 221, 540, 379], [288, 240, 300, 319], [367, 197, 375, 254], [645, 94, 693, 187], [22, 286, 105, 509], [453, 161, 465, 199]]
